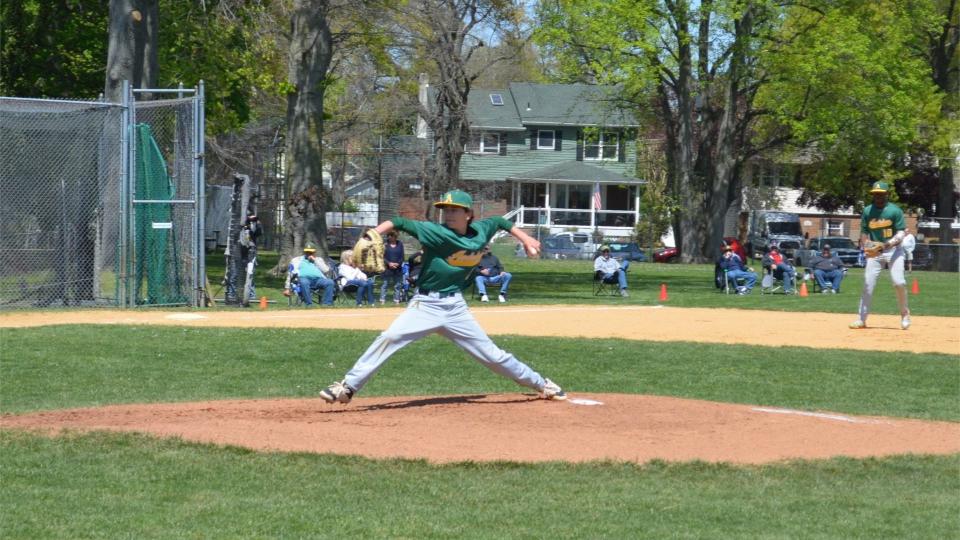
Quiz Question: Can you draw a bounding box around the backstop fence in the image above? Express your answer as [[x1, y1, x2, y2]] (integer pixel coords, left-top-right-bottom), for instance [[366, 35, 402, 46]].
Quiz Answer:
[[0, 81, 205, 309]]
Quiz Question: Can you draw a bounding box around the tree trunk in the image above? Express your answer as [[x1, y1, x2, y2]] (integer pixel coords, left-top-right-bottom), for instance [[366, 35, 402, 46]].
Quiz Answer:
[[104, 0, 158, 103], [280, 0, 334, 268]]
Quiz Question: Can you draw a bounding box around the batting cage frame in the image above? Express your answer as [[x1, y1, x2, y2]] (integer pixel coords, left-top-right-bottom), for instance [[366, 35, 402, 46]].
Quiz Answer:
[[0, 81, 206, 309]]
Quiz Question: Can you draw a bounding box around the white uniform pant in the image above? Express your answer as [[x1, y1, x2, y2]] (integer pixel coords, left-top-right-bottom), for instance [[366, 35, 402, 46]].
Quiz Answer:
[[858, 246, 909, 322], [343, 293, 547, 393]]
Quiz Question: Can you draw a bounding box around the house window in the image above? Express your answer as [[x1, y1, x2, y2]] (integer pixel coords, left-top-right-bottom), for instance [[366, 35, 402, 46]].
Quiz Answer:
[[490, 93, 504, 106], [466, 132, 500, 154], [537, 129, 555, 149], [584, 131, 618, 160], [520, 183, 547, 207], [551, 184, 591, 210], [826, 220, 844, 236]]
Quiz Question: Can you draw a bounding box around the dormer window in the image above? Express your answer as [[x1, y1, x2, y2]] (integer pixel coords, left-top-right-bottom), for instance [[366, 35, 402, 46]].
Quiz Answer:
[[489, 93, 504, 106]]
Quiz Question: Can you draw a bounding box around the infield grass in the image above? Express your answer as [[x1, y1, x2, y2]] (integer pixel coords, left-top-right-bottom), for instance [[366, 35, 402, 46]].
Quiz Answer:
[[2, 326, 957, 420], [2, 430, 956, 539]]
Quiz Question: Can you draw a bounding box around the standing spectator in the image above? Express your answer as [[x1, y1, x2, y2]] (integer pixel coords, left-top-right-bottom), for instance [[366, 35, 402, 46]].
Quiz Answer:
[[474, 245, 512, 302], [762, 244, 797, 293], [284, 244, 336, 306], [239, 213, 261, 302], [338, 249, 375, 307], [380, 231, 405, 304], [718, 244, 757, 294], [808, 244, 845, 293], [901, 228, 916, 273], [594, 246, 630, 297]]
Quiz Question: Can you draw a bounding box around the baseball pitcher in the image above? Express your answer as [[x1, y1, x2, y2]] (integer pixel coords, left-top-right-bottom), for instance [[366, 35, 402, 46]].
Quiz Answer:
[[319, 189, 566, 404]]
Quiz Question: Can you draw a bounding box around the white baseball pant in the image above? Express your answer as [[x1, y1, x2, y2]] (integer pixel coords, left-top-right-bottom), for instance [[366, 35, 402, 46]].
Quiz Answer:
[[857, 246, 909, 323], [343, 292, 547, 393]]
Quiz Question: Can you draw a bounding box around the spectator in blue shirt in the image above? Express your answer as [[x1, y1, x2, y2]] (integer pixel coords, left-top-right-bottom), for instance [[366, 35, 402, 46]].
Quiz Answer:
[[808, 244, 845, 293], [719, 244, 757, 295]]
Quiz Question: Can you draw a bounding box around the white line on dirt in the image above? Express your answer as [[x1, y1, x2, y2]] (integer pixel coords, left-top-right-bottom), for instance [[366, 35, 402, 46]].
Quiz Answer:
[[751, 407, 885, 424]]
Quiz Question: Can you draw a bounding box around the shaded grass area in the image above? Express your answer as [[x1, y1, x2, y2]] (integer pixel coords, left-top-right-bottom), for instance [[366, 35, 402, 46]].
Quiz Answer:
[[1, 430, 957, 539], [209, 248, 960, 316], [2, 326, 957, 420]]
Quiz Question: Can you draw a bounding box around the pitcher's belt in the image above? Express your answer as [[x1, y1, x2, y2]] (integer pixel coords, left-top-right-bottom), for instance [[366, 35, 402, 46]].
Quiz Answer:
[[417, 290, 461, 299]]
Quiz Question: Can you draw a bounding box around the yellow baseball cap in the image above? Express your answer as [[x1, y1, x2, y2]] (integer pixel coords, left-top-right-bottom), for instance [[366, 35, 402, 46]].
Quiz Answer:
[[870, 181, 890, 193], [433, 190, 473, 210]]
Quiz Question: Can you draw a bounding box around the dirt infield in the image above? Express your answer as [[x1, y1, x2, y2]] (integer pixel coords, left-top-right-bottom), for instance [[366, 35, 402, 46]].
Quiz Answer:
[[2, 305, 958, 464], [2, 305, 957, 354]]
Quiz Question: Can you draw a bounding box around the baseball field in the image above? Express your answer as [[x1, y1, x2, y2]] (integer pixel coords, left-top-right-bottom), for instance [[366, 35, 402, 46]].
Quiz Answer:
[[1, 255, 958, 538]]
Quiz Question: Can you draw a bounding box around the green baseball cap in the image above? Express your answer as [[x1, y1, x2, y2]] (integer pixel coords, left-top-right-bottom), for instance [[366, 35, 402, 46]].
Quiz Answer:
[[869, 181, 890, 193], [303, 243, 317, 253], [434, 189, 473, 210]]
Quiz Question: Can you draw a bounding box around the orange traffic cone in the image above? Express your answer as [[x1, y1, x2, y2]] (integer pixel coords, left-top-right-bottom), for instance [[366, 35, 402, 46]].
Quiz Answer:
[[659, 283, 669, 302], [259, 296, 268, 310], [911, 278, 919, 295], [799, 281, 809, 297]]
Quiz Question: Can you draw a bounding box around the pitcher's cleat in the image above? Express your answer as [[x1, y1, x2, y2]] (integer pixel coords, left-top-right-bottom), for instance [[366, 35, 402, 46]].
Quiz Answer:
[[901, 314, 911, 330], [849, 319, 866, 329], [320, 380, 354, 404], [540, 379, 567, 401]]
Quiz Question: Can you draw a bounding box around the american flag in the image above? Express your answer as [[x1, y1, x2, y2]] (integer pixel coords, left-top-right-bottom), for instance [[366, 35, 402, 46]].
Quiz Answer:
[[593, 183, 602, 210]]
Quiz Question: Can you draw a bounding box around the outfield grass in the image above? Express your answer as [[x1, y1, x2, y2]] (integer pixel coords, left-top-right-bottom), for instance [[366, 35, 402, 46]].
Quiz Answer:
[[215, 247, 960, 316]]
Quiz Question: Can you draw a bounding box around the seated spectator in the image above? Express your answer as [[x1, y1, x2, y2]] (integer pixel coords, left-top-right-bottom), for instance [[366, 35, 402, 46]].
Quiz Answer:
[[284, 243, 335, 306], [402, 250, 424, 299], [719, 244, 757, 294], [338, 249, 375, 306], [475, 245, 512, 302], [380, 231, 405, 304], [762, 244, 796, 293], [808, 243, 845, 293], [594, 245, 630, 297]]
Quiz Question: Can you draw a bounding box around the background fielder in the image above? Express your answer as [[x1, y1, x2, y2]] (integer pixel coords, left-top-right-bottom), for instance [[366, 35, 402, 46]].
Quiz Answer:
[[319, 189, 566, 404], [850, 181, 910, 330]]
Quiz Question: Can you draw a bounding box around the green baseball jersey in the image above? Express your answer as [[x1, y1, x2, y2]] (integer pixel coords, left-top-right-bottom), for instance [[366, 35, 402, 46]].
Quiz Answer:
[[860, 202, 905, 242], [392, 216, 513, 293]]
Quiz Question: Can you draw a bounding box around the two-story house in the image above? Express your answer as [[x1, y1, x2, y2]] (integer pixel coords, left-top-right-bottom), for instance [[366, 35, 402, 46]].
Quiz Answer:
[[414, 81, 644, 239]]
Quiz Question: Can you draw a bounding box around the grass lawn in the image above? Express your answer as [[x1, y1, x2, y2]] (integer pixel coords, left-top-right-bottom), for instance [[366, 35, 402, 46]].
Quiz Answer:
[[210, 246, 960, 317], [2, 248, 957, 538]]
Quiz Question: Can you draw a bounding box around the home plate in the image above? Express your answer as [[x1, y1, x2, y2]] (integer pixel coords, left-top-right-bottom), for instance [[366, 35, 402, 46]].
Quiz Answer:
[[165, 313, 207, 321], [569, 398, 604, 406]]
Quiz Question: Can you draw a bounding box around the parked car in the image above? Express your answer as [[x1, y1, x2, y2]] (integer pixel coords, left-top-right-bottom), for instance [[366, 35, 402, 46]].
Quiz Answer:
[[540, 236, 584, 259], [549, 232, 598, 259], [594, 242, 647, 262], [796, 237, 861, 268], [911, 243, 933, 270], [654, 246, 679, 263]]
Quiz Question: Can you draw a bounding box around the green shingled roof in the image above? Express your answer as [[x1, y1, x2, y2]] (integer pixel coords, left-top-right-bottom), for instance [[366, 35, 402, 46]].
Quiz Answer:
[[506, 161, 641, 183], [464, 83, 638, 130]]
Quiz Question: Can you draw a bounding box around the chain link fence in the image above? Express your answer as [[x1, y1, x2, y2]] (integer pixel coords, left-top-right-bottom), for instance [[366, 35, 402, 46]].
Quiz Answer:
[[0, 98, 124, 307], [915, 217, 959, 272], [0, 83, 205, 309]]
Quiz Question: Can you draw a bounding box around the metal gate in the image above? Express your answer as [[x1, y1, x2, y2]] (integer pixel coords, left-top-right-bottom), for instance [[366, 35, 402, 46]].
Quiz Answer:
[[0, 81, 206, 309]]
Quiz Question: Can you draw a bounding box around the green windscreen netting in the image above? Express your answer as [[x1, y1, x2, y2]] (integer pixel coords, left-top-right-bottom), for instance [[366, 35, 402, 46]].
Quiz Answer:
[[133, 123, 187, 305]]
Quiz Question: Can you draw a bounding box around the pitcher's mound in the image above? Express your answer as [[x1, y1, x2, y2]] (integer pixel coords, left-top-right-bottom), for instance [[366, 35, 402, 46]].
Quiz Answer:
[[2, 394, 958, 464]]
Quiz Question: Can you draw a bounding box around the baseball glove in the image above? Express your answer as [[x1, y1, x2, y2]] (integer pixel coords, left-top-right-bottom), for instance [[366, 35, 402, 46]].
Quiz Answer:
[[863, 240, 884, 258], [353, 229, 386, 274]]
